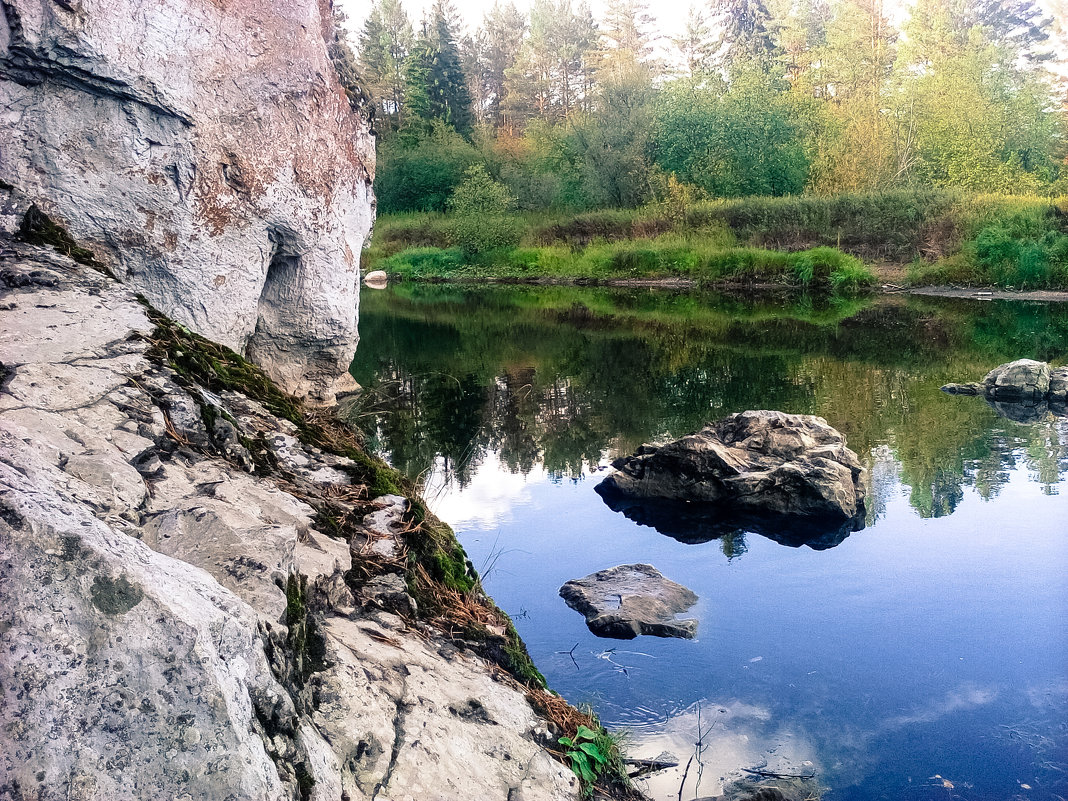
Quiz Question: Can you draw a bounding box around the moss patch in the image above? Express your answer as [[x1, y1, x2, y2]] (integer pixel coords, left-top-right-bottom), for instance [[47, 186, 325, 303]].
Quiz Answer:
[[18, 205, 115, 278], [90, 574, 144, 616]]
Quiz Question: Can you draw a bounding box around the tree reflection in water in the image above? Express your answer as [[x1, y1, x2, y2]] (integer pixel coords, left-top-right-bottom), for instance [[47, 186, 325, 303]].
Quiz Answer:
[[349, 284, 1068, 529]]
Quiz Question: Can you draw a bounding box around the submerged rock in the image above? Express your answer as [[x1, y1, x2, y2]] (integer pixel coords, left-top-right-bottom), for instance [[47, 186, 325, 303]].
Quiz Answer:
[[560, 564, 698, 639], [598, 410, 866, 524]]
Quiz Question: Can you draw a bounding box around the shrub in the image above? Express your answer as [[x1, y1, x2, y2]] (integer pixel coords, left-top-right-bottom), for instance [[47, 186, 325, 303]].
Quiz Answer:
[[447, 166, 523, 257], [376, 122, 481, 213]]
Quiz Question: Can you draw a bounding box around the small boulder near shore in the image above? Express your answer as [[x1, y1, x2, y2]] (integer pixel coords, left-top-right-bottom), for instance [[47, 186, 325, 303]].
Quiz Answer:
[[942, 359, 1067, 421], [363, 269, 389, 289], [597, 410, 866, 523], [560, 564, 698, 640]]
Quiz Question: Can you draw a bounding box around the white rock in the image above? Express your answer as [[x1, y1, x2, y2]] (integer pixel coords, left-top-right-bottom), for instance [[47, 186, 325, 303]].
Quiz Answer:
[[363, 270, 388, 288], [0, 0, 375, 403], [0, 433, 291, 801]]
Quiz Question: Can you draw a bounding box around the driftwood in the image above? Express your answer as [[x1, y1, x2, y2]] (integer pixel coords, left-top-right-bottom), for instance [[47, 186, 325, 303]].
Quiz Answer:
[[624, 754, 679, 777], [741, 766, 817, 781]]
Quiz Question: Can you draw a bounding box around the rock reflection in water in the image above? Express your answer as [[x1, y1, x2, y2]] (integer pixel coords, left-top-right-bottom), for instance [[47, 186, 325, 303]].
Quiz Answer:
[[986, 397, 1068, 423], [595, 485, 865, 552]]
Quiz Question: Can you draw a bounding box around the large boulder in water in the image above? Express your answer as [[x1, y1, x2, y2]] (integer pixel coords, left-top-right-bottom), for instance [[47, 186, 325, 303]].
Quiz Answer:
[[982, 359, 1050, 401], [597, 410, 866, 522], [1049, 366, 1068, 402]]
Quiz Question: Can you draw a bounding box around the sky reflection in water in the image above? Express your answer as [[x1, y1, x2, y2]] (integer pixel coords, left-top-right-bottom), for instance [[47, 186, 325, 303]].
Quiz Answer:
[[351, 285, 1068, 800]]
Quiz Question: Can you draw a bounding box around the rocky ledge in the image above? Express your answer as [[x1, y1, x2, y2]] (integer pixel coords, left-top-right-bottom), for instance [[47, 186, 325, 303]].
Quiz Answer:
[[0, 0, 374, 404], [0, 238, 578, 801], [597, 411, 866, 525]]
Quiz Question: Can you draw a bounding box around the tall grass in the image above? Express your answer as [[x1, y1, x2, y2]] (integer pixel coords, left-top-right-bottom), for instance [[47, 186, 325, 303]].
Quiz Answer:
[[367, 191, 1068, 290], [379, 232, 875, 290]]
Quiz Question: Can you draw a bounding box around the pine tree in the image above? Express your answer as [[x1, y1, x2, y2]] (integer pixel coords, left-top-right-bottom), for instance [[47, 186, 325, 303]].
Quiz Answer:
[[709, 0, 779, 72], [404, 2, 475, 135], [479, 2, 528, 128], [357, 0, 413, 131], [599, 0, 658, 80], [430, 0, 476, 134], [673, 5, 718, 77]]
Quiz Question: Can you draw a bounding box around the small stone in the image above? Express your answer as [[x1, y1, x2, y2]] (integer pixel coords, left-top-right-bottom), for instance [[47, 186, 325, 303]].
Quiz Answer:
[[560, 564, 698, 640]]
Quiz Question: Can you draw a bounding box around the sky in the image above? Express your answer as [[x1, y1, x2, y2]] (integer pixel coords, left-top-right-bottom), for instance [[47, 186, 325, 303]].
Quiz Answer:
[[336, 0, 697, 42]]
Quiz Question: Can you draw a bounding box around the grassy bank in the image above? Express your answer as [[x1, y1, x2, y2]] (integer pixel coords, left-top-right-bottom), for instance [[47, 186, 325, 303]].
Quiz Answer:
[[365, 190, 1068, 291]]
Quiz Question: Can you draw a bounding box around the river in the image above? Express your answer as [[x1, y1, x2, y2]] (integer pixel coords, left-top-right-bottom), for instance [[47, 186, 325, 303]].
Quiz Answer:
[[350, 283, 1068, 801]]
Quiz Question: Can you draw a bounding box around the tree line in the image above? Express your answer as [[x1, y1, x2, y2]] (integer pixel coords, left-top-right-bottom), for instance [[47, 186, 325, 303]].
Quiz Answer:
[[347, 0, 1068, 214]]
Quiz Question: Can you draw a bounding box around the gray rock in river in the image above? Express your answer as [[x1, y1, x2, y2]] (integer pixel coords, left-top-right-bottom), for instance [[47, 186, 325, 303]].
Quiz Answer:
[[597, 410, 866, 523], [1050, 366, 1068, 402], [560, 564, 698, 640], [983, 359, 1050, 400], [941, 360, 1068, 421]]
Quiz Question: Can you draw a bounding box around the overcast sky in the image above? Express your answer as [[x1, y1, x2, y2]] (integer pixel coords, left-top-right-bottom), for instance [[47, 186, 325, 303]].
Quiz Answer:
[[336, 0, 698, 42]]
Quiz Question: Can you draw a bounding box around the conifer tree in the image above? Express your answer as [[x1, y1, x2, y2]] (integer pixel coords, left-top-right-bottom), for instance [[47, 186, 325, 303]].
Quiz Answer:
[[357, 0, 413, 131], [404, 2, 475, 135], [709, 0, 779, 72]]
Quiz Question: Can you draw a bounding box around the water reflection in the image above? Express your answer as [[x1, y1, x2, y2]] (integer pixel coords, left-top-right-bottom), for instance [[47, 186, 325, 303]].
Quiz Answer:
[[350, 285, 1068, 800], [593, 488, 865, 552], [350, 285, 1068, 526]]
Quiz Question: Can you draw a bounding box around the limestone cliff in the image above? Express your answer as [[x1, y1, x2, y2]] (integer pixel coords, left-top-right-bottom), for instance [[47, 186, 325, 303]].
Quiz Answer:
[[0, 0, 373, 404], [0, 238, 578, 801]]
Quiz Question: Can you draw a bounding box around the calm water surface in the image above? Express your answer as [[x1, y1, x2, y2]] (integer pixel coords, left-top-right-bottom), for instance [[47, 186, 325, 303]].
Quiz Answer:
[[351, 285, 1068, 801]]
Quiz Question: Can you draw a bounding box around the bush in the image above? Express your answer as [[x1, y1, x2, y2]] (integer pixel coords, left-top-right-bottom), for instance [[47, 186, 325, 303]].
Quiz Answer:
[[380, 247, 465, 277], [447, 166, 523, 256], [376, 122, 481, 213], [451, 215, 524, 257]]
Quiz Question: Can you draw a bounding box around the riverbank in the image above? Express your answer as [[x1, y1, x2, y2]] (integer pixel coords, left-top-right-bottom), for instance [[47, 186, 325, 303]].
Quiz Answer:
[[0, 236, 642, 801], [366, 191, 1068, 293], [370, 270, 1068, 303]]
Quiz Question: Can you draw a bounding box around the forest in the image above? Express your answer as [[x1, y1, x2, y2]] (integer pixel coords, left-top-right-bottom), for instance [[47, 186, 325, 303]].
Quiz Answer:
[[350, 0, 1067, 208], [344, 0, 1068, 288]]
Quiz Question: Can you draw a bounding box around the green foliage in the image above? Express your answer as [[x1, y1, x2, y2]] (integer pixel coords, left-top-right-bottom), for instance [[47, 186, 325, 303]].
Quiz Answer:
[[653, 70, 810, 198], [448, 165, 516, 214], [559, 725, 609, 785], [404, 2, 474, 134], [376, 122, 480, 213], [447, 165, 524, 256]]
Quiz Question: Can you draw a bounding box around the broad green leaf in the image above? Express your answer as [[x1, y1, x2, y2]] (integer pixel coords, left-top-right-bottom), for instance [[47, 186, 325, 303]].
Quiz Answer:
[[578, 742, 607, 764], [575, 725, 599, 741]]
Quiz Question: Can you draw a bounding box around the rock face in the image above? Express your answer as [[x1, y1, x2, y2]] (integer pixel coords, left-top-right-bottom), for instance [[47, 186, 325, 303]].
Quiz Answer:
[[560, 564, 699, 640], [942, 360, 1067, 422], [0, 0, 374, 404], [598, 411, 866, 523], [0, 239, 577, 801]]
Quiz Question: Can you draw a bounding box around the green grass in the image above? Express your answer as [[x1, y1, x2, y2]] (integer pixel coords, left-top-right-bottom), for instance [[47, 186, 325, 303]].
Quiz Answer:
[[378, 233, 875, 291], [367, 191, 1068, 290]]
